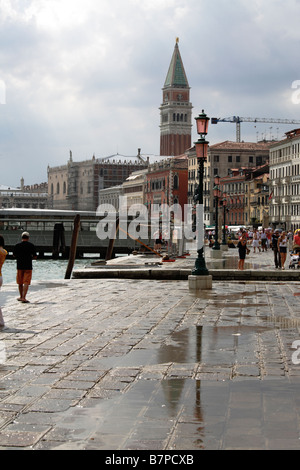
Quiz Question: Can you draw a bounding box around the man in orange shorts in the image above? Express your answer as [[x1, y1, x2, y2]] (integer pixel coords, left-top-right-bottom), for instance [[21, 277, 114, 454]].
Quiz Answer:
[[13, 232, 37, 303]]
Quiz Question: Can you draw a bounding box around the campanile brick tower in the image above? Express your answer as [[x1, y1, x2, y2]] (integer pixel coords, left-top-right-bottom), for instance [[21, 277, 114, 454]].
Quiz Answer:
[[159, 39, 193, 156]]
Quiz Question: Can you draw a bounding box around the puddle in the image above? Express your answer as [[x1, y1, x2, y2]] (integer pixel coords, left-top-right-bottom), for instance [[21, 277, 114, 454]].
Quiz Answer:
[[51, 377, 300, 450], [94, 314, 300, 372], [206, 256, 270, 270]]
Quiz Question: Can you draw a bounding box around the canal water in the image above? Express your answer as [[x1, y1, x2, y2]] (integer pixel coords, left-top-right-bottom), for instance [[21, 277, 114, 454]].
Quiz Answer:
[[1, 257, 96, 284]]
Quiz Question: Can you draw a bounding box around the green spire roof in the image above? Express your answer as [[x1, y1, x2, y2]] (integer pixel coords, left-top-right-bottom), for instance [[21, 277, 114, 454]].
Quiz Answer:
[[164, 42, 189, 88]]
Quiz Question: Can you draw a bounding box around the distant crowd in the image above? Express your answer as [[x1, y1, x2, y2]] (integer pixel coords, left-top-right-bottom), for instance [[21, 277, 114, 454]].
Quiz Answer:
[[207, 226, 300, 270]]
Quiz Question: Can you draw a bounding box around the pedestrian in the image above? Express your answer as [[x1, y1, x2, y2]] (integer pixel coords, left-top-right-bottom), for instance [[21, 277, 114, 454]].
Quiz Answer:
[[0, 235, 7, 329], [293, 230, 300, 254], [260, 228, 267, 252], [13, 232, 37, 303], [266, 229, 272, 249], [252, 229, 260, 253], [237, 232, 248, 270], [271, 230, 281, 269], [278, 231, 288, 270]]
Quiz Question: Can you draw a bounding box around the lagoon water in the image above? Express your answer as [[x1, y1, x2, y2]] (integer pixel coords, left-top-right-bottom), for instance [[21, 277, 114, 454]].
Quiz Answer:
[[1, 258, 95, 284]]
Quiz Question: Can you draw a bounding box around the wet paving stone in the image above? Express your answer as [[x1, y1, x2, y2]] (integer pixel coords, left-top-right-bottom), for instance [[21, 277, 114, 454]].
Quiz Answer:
[[0, 265, 300, 449]]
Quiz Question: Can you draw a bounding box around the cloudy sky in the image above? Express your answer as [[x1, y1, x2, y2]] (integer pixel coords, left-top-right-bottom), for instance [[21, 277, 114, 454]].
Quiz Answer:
[[1, 0, 300, 187]]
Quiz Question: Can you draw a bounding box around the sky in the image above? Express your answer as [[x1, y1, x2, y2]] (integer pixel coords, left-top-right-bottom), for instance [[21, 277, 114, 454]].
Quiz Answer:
[[1, 0, 300, 187]]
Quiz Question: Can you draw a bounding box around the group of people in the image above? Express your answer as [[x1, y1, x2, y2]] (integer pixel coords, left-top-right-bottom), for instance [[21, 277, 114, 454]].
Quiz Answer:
[[0, 232, 37, 330], [237, 227, 299, 270]]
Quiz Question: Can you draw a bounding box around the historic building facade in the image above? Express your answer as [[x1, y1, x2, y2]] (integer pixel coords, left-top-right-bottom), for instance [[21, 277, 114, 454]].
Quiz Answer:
[[0, 179, 48, 209], [145, 155, 188, 220], [218, 164, 269, 228], [122, 169, 148, 208], [205, 141, 271, 226], [48, 151, 149, 211], [159, 40, 192, 156], [269, 128, 300, 230]]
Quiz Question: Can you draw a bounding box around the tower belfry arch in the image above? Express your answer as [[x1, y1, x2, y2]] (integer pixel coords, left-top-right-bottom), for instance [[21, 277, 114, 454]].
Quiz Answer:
[[159, 40, 193, 156]]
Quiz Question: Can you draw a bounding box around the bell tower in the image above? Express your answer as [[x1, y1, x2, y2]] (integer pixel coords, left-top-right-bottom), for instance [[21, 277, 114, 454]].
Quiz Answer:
[[160, 39, 193, 156]]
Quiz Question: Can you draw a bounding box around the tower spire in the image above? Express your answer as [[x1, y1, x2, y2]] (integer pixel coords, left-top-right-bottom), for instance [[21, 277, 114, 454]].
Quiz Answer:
[[159, 41, 193, 156], [164, 39, 189, 89]]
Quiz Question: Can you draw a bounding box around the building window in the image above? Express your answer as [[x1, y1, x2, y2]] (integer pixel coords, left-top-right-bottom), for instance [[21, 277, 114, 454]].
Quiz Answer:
[[173, 174, 179, 189]]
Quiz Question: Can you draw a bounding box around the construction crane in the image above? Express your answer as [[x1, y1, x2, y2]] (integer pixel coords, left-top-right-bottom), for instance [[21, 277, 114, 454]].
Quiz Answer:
[[211, 116, 300, 142]]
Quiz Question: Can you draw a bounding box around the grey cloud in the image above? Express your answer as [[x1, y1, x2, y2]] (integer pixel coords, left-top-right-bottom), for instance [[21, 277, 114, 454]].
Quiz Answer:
[[1, 0, 300, 186]]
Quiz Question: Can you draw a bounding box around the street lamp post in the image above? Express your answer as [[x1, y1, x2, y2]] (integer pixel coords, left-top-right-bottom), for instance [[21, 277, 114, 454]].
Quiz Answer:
[[220, 198, 229, 252], [221, 199, 228, 246], [212, 175, 221, 251], [189, 110, 212, 289]]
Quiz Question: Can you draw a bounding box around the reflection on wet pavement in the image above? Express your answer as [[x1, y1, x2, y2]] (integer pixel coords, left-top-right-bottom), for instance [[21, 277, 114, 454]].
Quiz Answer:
[[50, 281, 300, 450], [2, 276, 300, 450], [206, 254, 270, 270], [52, 377, 300, 450]]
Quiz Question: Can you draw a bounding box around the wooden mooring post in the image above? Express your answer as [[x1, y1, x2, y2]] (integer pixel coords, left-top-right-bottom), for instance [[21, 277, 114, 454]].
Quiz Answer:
[[105, 217, 120, 261], [65, 214, 81, 280]]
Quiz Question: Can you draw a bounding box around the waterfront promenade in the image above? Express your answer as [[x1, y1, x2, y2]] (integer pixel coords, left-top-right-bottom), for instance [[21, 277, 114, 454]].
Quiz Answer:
[[0, 247, 300, 450]]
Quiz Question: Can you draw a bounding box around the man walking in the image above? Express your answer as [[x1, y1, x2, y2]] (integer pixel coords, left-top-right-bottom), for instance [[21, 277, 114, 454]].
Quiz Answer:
[[13, 232, 37, 303], [271, 230, 281, 269]]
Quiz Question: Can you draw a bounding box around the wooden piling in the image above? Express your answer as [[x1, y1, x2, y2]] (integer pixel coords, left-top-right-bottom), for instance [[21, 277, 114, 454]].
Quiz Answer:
[[65, 214, 81, 280], [105, 217, 120, 261]]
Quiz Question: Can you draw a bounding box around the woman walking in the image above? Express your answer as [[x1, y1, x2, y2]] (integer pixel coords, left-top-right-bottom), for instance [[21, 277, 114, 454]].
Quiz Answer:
[[278, 231, 288, 270], [238, 232, 248, 270], [252, 230, 260, 253], [0, 236, 7, 329]]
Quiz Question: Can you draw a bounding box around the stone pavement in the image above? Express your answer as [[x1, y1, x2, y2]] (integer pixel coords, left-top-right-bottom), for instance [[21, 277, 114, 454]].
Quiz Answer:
[[0, 248, 300, 450]]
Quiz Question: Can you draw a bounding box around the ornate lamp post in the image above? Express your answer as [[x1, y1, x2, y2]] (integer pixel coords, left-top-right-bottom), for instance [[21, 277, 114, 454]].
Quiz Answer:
[[221, 198, 228, 246], [191, 110, 210, 277]]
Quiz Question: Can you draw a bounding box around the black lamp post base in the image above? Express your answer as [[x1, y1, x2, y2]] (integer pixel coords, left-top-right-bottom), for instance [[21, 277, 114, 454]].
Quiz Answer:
[[192, 249, 209, 276]]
